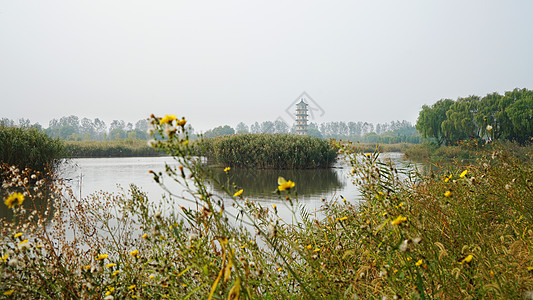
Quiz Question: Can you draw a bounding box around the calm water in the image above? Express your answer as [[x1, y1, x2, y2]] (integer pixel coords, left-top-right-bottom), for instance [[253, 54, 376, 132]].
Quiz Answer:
[[57, 153, 413, 220], [1, 154, 417, 221]]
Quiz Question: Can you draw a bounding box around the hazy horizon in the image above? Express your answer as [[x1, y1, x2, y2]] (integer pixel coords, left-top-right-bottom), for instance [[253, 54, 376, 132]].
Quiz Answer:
[[2, 1, 532, 132]]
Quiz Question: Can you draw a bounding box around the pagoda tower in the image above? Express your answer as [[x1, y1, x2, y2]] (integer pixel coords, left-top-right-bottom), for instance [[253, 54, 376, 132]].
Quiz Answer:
[[295, 99, 308, 136]]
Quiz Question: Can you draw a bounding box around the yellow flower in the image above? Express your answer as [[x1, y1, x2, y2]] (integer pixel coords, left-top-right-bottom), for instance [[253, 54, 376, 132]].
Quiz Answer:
[[233, 189, 243, 197], [4, 192, 24, 209], [177, 118, 187, 127], [105, 291, 111, 296], [128, 284, 136, 290], [391, 215, 407, 225], [96, 254, 108, 260], [306, 245, 312, 249], [130, 250, 139, 257], [149, 274, 155, 279], [224, 167, 231, 172], [314, 248, 321, 252], [277, 267, 282, 272], [105, 263, 116, 268], [14, 233, 22, 238], [272, 204, 276, 209], [18, 239, 28, 246], [142, 234, 148, 239], [160, 115, 177, 125], [460, 254, 473, 264], [339, 217, 348, 221], [444, 191, 452, 197], [112, 270, 120, 276], [444, 174, 452, 182], [460, 170, 468, 178], [3, 289, 14, 296], [278, 177, 295, 191], [415, 259, 423, 266]]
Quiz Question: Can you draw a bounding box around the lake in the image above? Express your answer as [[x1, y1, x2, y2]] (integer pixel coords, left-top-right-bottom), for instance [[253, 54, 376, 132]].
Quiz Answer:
[[0, 153, 417, 222], [57, 153, 414, 220]]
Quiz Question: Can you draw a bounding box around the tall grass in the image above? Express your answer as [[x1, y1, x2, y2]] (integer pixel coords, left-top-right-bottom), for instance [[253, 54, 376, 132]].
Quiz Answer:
[[0, 126, 64, 173], [63, 140, 161, 158], [1, 115, 532, 299], [199, 134, 337, 169]]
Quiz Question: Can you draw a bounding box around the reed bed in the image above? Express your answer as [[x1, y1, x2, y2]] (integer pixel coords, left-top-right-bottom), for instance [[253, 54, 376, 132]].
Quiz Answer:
[[63, 139, 161, 158], [0, 126, 64, 173], [199, 134, 337, 169]]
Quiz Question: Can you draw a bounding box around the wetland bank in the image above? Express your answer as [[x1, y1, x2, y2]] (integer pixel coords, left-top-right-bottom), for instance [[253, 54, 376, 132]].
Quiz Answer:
[[1, 112, 532, 299]]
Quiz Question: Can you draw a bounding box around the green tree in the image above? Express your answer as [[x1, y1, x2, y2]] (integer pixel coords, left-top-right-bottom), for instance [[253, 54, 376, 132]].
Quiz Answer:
[[416, 99, 454, 145]]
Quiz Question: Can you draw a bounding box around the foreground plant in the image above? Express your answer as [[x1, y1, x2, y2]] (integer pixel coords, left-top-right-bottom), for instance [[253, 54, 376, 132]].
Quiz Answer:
[[1, 115, 532, 299]]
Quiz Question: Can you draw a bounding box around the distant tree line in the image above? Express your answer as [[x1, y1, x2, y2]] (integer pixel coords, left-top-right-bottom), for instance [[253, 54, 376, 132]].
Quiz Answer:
[[0, 116, 154, 141], [416, 88, 533, 145], [204, 120, 420, 144]]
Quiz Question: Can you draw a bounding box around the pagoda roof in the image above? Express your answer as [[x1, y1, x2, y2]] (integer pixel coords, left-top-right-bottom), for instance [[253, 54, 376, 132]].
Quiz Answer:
[[296, 99, 308, 105]]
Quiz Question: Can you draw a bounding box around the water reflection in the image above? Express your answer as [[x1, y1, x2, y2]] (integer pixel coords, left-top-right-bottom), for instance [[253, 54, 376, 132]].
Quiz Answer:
[[209, 167, 344, 199]]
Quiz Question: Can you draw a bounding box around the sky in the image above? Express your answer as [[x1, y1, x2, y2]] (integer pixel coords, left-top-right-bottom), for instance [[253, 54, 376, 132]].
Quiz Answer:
[[1, 0, 532, 132]]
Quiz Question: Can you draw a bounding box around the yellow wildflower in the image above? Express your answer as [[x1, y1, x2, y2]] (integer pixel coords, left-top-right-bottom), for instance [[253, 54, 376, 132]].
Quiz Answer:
[[149, 274, 155, 279], [306, 245, 312, 250], [415, 259, 423, 266], [460, 170, 468, 178], [314, 248, 321, 252], [4, 192, 24, 209], [278, 177, 295, 191], [444, 191, 452, 197], [96, 254, 108, 260], [391, 215, 407, 225], [233, 189, 243, 197], [460, 254, 473, 264], [224, 167, 231, 172], [1, 254, 8, 262], [36, 245, 43, 249], [444, 174, 452, 182], [528, 266, 533, 271], [177, 118, 187, 127], [272, 204, 276, 209], [18, 240, 29, 246], [3, 290, 14, 296], [14, 233, 22, 238], [160, 115, 177, 125], [142, 233, 148, 239], [128, 284, 136, 290], [339, 216, 348, 221], [112, 270, 120, 276], [130, 250, 139, 257], [277, 267, 282, 272], [105, 263, 116, 268]]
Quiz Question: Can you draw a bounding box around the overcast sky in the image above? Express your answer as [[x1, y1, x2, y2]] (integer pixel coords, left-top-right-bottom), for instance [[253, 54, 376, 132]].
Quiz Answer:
[[1, 0, 532, 131]]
